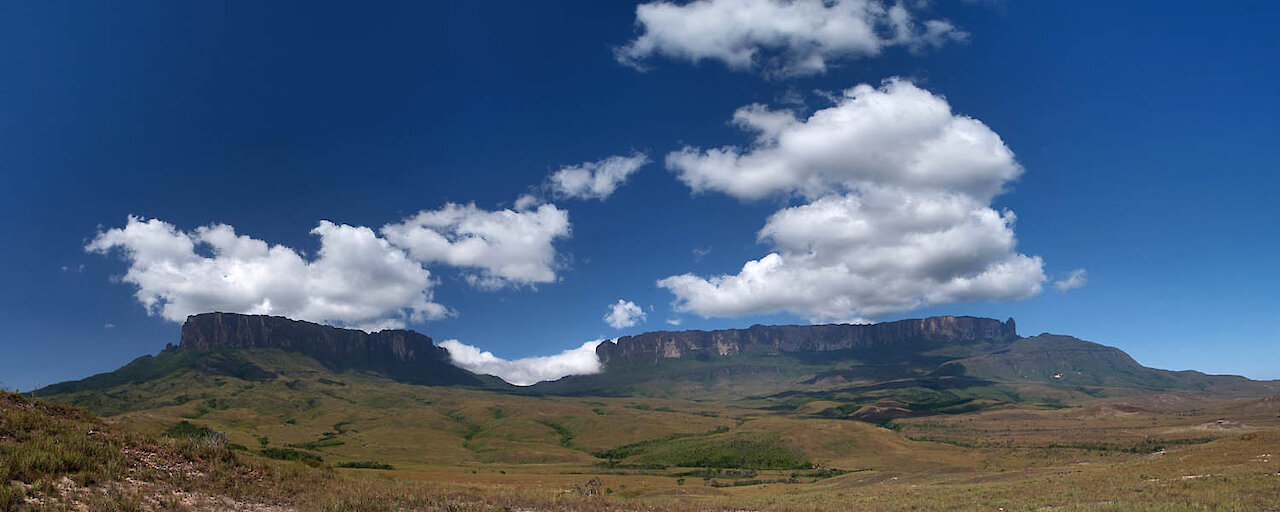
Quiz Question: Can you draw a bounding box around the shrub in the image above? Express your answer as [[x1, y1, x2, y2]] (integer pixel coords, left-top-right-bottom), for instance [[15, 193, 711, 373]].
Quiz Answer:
[[618, 432, 812, 470], [337, 460, 394, 470], [260, 447, 324, 466], [164, 420, 227, 448]]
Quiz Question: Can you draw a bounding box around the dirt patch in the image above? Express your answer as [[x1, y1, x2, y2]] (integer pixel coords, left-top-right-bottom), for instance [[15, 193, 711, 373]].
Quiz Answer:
[[849, 404, 914, 423], [15, 476, 296, 512], [1192, 419, 1248, 431]]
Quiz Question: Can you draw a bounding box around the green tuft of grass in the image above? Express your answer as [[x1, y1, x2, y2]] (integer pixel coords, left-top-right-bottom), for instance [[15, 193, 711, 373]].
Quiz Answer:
[[0, 392, 129, 486], [1, 482, 27, 510]]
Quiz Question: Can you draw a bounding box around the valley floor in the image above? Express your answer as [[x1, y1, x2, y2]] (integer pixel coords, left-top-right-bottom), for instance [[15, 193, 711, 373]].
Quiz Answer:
[[14, 350, 1280, 511], [6, 394, 1278, 511]]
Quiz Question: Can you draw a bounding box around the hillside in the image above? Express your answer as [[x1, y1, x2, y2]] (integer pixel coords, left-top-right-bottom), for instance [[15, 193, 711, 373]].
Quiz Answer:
[[22, 334, 1280, 510], [1, 389, 305, 511], [0, 391, 702, 511], [943, 333, 1278, 394]]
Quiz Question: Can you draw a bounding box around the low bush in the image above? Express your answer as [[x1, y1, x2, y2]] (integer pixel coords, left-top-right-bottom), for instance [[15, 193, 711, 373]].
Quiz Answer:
[[164, 420, 227, 447], [337, 460, 394, 470], [260, 447, 324, 466]]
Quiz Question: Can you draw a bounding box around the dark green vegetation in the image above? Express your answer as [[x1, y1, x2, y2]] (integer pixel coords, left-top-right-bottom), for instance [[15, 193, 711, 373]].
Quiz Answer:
[[622, 432, 812, 470], [534, 418, 578, 448], [259, 447, 324, 465], [593, 426, 731, 461], [287, 437, 344, 450], [163, 419, 223, 441], [35, 349, 235, 398], [337, 460, 394, 470], [944, 334, 1274, 393]]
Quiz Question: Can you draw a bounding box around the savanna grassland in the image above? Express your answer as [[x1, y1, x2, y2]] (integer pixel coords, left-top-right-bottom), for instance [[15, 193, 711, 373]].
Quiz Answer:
[[7, 347, 1279, 511]]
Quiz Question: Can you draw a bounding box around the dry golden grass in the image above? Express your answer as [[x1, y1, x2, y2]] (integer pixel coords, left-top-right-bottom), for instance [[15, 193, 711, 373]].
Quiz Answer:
[[26, 350, 1280, 511]]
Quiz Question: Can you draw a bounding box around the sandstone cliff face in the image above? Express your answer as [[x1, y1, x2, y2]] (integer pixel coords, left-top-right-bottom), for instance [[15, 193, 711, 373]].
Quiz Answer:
[[595, 316, 1017, 366], [175, 312, 479, 385], [179, 312, 445, 366]]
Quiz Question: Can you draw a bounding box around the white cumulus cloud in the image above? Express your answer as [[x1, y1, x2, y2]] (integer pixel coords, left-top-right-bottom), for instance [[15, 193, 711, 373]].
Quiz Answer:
[[380, 203, 571, 290], [549, 152, 650, 201], [668, 79, 1021, 202], [618, 0, 966, 77], [513, 193, 542, 212], [87, 216, 450, 331], [604, 299, 647, 329], [1054, 268, 1088, 291], [439, 339, 605, 386], [658, 79, 1047, 323]]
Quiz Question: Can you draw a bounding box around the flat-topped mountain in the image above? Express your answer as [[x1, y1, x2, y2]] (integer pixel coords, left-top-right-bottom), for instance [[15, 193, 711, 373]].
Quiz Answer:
[[37, 313, 1280, 419], [177, 312, 449, 374], [538, 317, 1279, 400], [596, 316, 1017, 365], [39, 313, 494, 399]]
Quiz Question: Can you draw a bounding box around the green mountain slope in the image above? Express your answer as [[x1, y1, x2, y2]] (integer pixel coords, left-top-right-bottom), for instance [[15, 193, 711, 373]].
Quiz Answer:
[[940, 333, 1277, 394], [538, 331, 1278, 401], [33, 315, 1279, 453], [531, 329, 1278, 424]]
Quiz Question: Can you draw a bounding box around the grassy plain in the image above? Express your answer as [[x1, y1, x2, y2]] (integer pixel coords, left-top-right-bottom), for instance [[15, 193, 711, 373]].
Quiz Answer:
[[14, 349, 1280, 510]]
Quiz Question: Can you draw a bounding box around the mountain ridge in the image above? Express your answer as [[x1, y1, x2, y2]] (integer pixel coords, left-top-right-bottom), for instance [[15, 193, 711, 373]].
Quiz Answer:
[[596, 315, 1018, 366], [39, 312, 496, 396], [178, 312, 444, 369], [36, 313, 1279, 403]]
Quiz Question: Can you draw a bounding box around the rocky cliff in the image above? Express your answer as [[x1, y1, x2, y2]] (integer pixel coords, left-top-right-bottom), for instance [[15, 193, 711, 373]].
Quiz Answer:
[[595, 316, 1018, 366], [174, 312, 484, 386]]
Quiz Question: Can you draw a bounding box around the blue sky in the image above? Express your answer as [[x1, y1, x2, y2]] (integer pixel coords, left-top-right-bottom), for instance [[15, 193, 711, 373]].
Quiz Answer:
[[2, 1, 1278, 389]]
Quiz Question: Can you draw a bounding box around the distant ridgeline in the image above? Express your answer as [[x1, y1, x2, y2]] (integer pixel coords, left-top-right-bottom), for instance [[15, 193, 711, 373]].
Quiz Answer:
[[36, 313, 1279, 405], [595, 316, 1018, 365], [535, 315, 1278, 398]]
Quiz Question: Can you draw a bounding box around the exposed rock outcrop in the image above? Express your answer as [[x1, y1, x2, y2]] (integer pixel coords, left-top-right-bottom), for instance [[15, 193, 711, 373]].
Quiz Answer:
[[173, 312, 484, 386], [179, 312, 442, 366], [596, 316, 1017, 366]]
